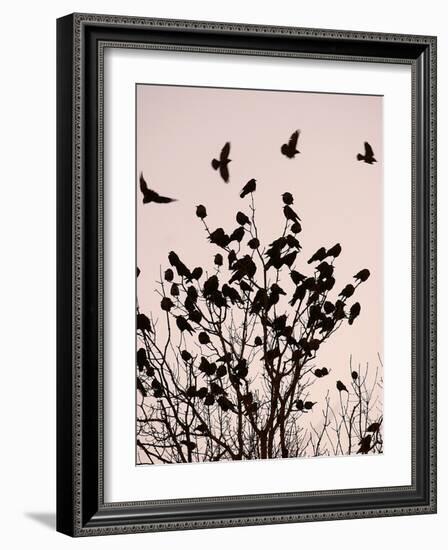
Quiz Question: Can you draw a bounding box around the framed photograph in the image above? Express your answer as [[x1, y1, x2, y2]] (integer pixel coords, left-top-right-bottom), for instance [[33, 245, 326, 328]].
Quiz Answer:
[[56, 13, 437, 536]]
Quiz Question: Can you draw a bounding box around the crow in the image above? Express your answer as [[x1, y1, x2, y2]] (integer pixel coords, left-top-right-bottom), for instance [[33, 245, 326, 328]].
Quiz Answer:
[[229, 226, 245, 243], [357, 434, 372, 454], [367, 422, 381, 433], [308, 247, 327, 264], [181, 350, 192, 362], [339, 284, 355, 299], [282, 192, 294, 205], [164, 268, 174, 282], [289, 284, 306, 306], [203, 275, 219, 297], [326, 243, 342, 258], [251, 288, 269, 314], [139, 173, 177, 204], [283, 204, 301, 222], [229, 255, 256, 284], [211, 142, 231, 182], [198, 332, 210, 345], [196, 204, 207, 219], [351, 370, 359, 380], [240, 178, 256, 198], [290, 270, 306, 285], [348, 302, 361, 325], [247, 237, 260, 249], [160, 297, 174, 312], [191, 267, 203, 280], [170, 283, 179, 297], [236, 211, 250, 225], [214, 253, 223, 266], [208, 228, 230, 248], [228, 250, 237, 269], [290, 221, 302, 234], [176, 316, 195, 334], [281, 130, 300, 158], [286, 234, 301, 250], [222, 284, 242, 304], [137, 313, 152, 334], [357, 141, 377, 164], [168, 251, 191, 279], [354, 268, 371, 282], [336, 380, 348, 392], [137, 348, 149, 371]]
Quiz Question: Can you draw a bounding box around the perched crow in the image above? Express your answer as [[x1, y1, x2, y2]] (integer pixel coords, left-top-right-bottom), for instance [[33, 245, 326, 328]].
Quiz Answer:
[[170, 283, 179, 297], [357, 434, 372, 454], [229, 226, 245, 243], [239, 280, 252, 294], [228, 250, 237, 270], [164, 268, 174, 282], [308, 247, 327, 264], [290, 270, 306, 285], [348, 302, 361, 325], [333, 300, 346, 320], [254, 336, 263, 346], [282, 192, 294, 205], [296, 399, 304, 411], [283, 205, 301, 222], [289, 284, 306, 306], [214, 253, 223, 266], [367, 422, 381, 433], [286, 234, 301, 250], [191, 267, 203, 280], [168, 251, 192, 279], [139, 173, 177, 204], [323, 301, 335, 314], [198, 332, 210, 345], [251, 288, 269, 314], [326, 243, 342, 258], [339, 284, 355, 299], [181, 350, 192, 362], [281, 130, 300, 158], [211, 142, 232, 182], [160, 297, 174, 312], [240, 178, 256, 198], [354, 268, 371, 282], [189, 309, 203, 324], [290, 221, 302, 234], [247, 237, 260, 249], [351, 370, 358, 380], [196, 204, 207, 219], [137, 313, 152, 334], [304, 401, 316, 410], [229, 255, 256, 284], [336, 380, 348, 392], [203, 275, 219, 297], [218, 395, 235, 412], [357, 141, 377, 164], [236, 211, 250, 225], [199, 357, 216, 376], [208, 227, 230, 248], [137, 348, 149, 371], [222, 284, 242, 304], [176, 316, 195, 334]]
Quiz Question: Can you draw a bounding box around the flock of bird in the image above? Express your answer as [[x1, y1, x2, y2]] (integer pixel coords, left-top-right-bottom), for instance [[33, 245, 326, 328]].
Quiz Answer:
[[138, 131, 377, 204]]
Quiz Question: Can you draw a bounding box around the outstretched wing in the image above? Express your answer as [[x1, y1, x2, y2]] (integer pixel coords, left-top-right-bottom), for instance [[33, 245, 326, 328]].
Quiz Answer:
[[364, 141, 374, 157], [288, 130, 299, 149], [220, 141, 231, 162], [220, 163, 229, 183], [139, 173, 149, 195]]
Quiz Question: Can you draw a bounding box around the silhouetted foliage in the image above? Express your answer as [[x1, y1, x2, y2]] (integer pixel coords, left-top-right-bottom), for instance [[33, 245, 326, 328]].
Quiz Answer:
[[136, 189, 381, 463]]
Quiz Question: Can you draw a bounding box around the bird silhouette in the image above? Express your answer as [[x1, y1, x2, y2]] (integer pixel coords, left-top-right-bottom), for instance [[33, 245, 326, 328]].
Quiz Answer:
[[196, 204, 207, 219], [357, 142, 377, 164], [137, 313, 152, 334], [176, 316, 195, 334], [229, 226, 245, 243], [160, 297, 174, 311], [290, 221, 302, 234], [348, 302, 361, 325], [168, 251, 192, 279], [351, 370, 358, 380], [354, 268, 370, 282], [164, 268, 174, 282], [137, 347, 149, 371], [214, 253, 223, 266], [208, 228, 230, 248], [222, 284, 242, 304], [247, 237, 260, 249], [139, 173, 177, 204], [281, 130, 300, 158], [240, 178, 256, 198], [290, 270, 306, 285], [181, 350, 192, 361], [283, 205, 301, 222], [211, 142, 231, 182], [339, 284, 355, 299], [229, 255, 256, 284], [203, 275, 219, 297], [357, 434, 372, 454], [282, 192, 294, 205], [367, 422, 381, 433], [326, 243, 342, 258], [336, 380, 348, 392], [236, 211, 250, 225], [308, 247, 327, 264], [198, 332, 210, 345], [191, 267, 203, 280]]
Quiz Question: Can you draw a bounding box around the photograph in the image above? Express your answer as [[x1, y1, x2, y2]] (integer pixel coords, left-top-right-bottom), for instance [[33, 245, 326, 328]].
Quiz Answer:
[[135, 84, 384, 465]]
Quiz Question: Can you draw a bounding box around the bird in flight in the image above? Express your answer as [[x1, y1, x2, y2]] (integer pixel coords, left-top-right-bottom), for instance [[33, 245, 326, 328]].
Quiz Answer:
[[211, 142, 232, 182], [139, 173, 177, 204], [281, 130, 301, 158], [357, 142, 377, 164]]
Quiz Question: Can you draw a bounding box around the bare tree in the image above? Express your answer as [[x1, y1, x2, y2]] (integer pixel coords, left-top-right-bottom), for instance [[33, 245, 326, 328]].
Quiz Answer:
[[136, 190, 380, 464]]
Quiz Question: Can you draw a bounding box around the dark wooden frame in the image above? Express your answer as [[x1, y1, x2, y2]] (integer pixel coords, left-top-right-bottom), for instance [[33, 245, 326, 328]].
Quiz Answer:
[[57, 13, 437, 537]]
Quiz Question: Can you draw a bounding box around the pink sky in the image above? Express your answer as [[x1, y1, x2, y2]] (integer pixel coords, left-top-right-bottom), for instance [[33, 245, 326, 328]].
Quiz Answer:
[[136, 83, 383, 414]]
